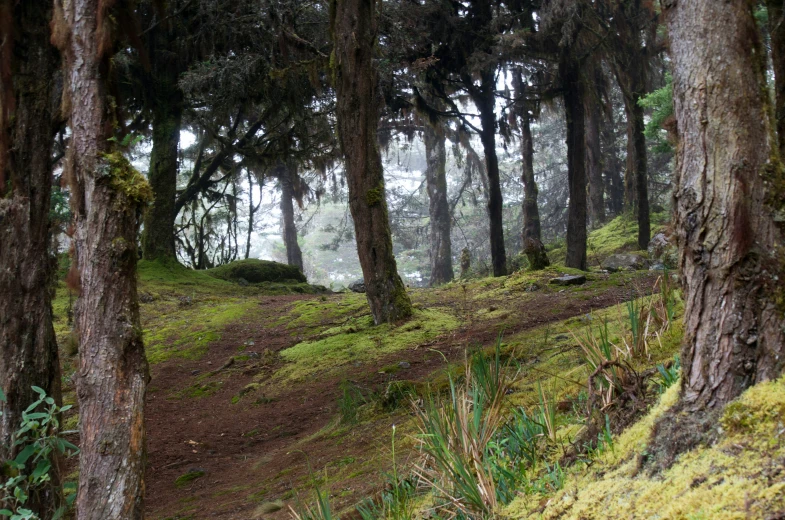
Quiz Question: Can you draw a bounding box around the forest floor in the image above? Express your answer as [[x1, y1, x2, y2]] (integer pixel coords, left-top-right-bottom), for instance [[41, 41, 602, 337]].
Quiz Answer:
[[50, 215, 785, 519], [135, 266, 662, 519]]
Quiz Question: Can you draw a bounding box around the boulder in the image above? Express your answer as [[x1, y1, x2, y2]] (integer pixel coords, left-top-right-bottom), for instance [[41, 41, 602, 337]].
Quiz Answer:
[[206, 258, 306, 284], [549, 274, 587, 286], [648, 232, 678, 268], [348, 279, 366, 293], [602, 253, 649, 272]]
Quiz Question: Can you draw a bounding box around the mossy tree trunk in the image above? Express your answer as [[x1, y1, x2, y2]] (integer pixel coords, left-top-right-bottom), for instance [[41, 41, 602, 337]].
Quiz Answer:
[[142, 90, 182, 261], [473, 70, 508, 277], [279, 163, 304, 272], [561, 54, 588, 271], [520, 110, 549, 270], [584, 64, 606, 228], [666, 0, 785, 411], [424, 122, 454, 286], [768, 0, 785, 157], [55, 0, 150, 517], [332, 0, 412, 324], [0, 1, 63, 514], [609, 0, 651, 250], [602, 106, 625, 218]]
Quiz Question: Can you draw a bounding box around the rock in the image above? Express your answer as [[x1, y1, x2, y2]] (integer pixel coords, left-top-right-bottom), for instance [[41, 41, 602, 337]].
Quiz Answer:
[[139, 291, 154, 303], [649, 262, 666, 271], [602, 253, 649, 272], [648, 232, 678, 267], [255, 500, 285, 516], [553, 334, 569, 342], [549, 274, 587, 286], [525, 283, 541, 292], [190, 370, 200, 376], [348, 279, 366, 293], [398, 361, 411, 369], [237, 277, 250, 287], [206, 258, 306, 284]]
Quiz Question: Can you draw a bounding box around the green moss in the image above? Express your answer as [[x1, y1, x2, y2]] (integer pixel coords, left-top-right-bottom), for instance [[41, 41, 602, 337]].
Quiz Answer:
[[207, 258, 306, 284], [548, 212, 670, 264], [366, 186, 384, 207], [177, 380, 223, 399], [503, 376, 785, 520], [101, 151, 154, 206], [273, 308, 459, 383], [144, 299, 255, 364], [174, 470, 205, 488]]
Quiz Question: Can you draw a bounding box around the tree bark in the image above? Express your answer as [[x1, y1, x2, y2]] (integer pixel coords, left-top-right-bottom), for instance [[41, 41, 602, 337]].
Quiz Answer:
[[142, 95, 181, 261], [768, 0, 785, 157], [601, 107, 625, 217], [423, 123, 454, 286], [520, 111, 549, 270], [0, 1, 63, 514], [585, 82, 605, 227], [332, 0, 412, 324], [474, 71, 508, 277], [610, 1, 651, 250], [561, 55, 588, 271], [666, 0, 785, 411], [55, 0, 151, 517], [279, 164, 304, 272]]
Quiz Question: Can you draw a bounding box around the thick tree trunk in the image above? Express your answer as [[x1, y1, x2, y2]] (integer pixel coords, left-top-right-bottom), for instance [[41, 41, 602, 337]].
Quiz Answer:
[[585, 87, 605, 228], [666, 0, 785, 411], [520, 112, 549, 270], [142, 100, 181, 261], [474, 73, 508, 277], [561, 56, 588, 271], [55, 0, 151, 517], [0, 1, 63, 514], [423, 123, 454, 286], [280, 166, 304, 272], [768, 0, 785, 157], [332, 0, 412, 324]]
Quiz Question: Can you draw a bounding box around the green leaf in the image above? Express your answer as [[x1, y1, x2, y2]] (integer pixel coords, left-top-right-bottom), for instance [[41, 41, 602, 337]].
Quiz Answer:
[[13, 444, 36, 465], [0, 387, 6, 403], [31, 459, 51, 480], [0, 509, 12, 517]]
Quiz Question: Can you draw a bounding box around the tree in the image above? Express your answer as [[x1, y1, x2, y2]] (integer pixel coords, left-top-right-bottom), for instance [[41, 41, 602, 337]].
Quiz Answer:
[[584, 59, 606, 227], [332, 0, 413, 324], [277, 161, 305, 271], [665, 0, 785, 413], [513, 71, 550, 270], [0, 1, 63, 514], [53, 0, 151, 516], [768, 0, 785, 158], [423, 122, 454, 286]]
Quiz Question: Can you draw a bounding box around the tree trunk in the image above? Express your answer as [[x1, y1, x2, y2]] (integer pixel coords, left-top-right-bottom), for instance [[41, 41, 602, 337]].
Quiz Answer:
[[625, 98, 650, 249], [601, 108, 625, 217], [666, 0, 785, 411], [142, 99, 181, 261], [55, 0, 151, 517], [585, 85, 605, 227], [768, 0, 785, 157], [280, 166, 304, 272], [0, 1, 63, 514], [561, 56, 588, 271], [423, 123, 454, 286], [332, 0, 412, 324], [474, 72, 508, 277], [520, 112, 549, 270]]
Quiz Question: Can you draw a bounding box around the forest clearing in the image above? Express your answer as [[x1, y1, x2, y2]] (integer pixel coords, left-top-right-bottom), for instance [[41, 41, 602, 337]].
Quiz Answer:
[[2, 0, 785, 519]]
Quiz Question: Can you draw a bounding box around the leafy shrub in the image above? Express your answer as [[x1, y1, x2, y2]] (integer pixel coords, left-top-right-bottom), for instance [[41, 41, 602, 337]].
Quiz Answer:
[[0, 387, 78, 520]]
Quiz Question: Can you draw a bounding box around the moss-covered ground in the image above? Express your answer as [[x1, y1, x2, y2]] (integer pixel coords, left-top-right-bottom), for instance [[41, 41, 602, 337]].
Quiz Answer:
[[51, 217, 785, 520]]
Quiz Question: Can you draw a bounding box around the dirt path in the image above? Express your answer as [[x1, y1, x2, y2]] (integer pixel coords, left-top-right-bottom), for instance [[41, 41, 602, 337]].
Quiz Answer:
[[144, 275, 656, 519]]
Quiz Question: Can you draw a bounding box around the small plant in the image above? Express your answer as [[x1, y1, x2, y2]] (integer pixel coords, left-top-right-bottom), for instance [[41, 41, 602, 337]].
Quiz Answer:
[[356, 426, 418, 520], [0, 387, 79, 520], [536, 381, 557, 442], [500, 408, 544, 466], [289, 486, 336, 520], [656, 355, 681, 393], [337, 380, 365, 425]]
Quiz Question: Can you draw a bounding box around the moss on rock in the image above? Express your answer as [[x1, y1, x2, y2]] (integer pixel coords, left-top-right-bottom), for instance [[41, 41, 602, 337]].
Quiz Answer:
[[206, 258, 307, 284]]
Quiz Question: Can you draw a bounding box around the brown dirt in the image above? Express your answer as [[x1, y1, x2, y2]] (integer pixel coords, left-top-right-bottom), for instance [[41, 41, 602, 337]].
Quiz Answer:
[[144, 275, 657, 519]]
